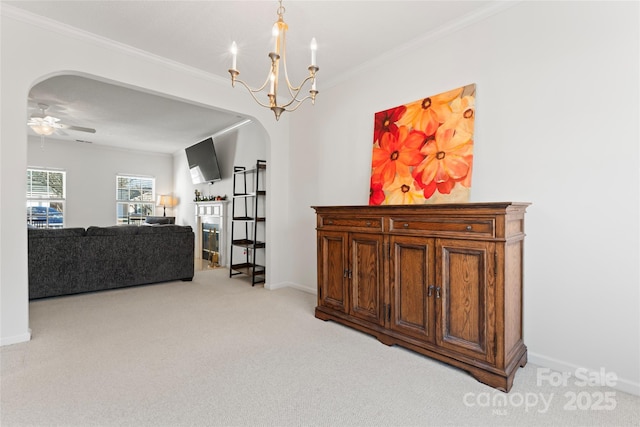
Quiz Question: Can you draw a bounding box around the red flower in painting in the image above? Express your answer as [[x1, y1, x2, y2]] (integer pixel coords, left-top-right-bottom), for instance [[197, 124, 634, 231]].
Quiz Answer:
[[373, 105, 406, 143], [413, 170, 457, 198], [369, 174, 386, 205], [371, 125, 426, 185], [412, 127, 473, 198]]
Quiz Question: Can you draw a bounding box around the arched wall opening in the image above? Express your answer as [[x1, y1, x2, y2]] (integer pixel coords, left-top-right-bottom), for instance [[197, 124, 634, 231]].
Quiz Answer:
[[1, 10, 291, 345], [23, 70, 273, 324]]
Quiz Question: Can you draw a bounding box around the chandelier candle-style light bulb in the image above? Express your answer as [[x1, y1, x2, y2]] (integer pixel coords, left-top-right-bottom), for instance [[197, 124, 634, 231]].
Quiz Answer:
[[269, 73, 276, 95], [231, 42, 238, 70], [272, 21, 281, 53], [310, 37, 317, 66], [228, 0, 319, 121]]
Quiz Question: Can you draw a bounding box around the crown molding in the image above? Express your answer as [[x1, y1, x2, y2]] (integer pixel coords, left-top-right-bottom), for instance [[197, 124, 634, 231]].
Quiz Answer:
[[1, 4, 229, 86], [2, 1, 522, 91], [323, 0, 522, 89]]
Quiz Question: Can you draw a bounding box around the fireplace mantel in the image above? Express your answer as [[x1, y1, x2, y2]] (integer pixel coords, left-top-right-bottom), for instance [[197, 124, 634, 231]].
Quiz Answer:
[[195, 201, 229, 267]]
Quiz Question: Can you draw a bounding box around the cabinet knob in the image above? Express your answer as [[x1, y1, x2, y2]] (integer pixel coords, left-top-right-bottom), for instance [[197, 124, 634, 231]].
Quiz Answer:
[[435, 287, 441, 299], [403, 223, 409, 228], [466, 225, 472, 231], [428, 285, 435, 297], [366, 221, 371, 226], [327, 220, 333, 225]]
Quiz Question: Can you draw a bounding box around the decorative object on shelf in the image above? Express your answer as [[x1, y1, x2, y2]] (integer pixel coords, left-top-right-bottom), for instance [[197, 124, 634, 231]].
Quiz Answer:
[[370, 83, 476, 205], [228, 0, 318, 121], [194, 194, 227, 202], [156, 195, 176, 216]]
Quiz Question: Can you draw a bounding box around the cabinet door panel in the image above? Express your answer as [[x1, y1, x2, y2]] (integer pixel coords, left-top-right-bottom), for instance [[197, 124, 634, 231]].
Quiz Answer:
[[389, 235, 435, 343], [437, 239, 495, 363], [318, 231, 348, 313], [350, 233, 384, 325]]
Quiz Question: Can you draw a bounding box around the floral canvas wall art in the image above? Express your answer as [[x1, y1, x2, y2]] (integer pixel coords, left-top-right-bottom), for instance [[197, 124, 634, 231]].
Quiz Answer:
[[370, 84, 476, 205]]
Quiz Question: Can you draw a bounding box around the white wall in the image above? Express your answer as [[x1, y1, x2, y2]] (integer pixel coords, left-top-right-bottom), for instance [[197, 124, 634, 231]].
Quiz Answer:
[[1, 7, 291, 346], [27, 137, 174, 228], [289, 1, 639, 394]]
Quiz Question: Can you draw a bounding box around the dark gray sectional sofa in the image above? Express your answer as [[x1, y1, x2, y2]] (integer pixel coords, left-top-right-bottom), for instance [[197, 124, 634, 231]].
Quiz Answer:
[[28, 224, 195, 299]]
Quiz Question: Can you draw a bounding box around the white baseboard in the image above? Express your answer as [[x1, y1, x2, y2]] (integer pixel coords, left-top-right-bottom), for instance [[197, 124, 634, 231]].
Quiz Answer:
[[529, 351, 640, 397], [1, 331, 31, 346], [266, 281, 316, 294]]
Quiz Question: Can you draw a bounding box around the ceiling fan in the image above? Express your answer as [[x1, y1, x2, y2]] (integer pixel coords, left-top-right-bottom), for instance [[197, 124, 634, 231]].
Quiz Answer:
[[27, 103, 96, 136]]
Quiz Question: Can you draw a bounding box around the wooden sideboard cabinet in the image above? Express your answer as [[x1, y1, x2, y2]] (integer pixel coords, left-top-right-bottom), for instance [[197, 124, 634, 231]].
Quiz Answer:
[[312, 202, 530, 392]]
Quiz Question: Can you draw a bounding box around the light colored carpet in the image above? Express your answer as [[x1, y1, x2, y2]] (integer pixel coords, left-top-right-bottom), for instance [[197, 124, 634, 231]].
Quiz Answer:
[[1, 268, 638, 426]]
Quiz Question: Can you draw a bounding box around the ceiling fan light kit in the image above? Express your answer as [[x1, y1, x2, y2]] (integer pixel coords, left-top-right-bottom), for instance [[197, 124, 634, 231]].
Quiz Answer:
[[29, 123, 56, 136], [228, 0, 318, 121], [27, 103, 96, 146]]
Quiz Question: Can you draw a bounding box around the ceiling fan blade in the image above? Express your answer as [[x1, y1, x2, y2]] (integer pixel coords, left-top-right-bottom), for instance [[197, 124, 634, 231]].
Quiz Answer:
[[39, 116, 64, 128], [27, 117, 59, 128], [60, 124, 96, 133], [44, 115, 60, 123]]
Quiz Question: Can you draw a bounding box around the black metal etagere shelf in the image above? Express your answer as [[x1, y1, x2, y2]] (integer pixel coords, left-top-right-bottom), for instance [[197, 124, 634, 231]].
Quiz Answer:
[[229, 160, 266, 285]]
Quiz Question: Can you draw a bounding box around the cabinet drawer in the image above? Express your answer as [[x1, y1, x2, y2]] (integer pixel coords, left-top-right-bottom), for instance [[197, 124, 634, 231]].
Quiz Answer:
[[389, 217, 495, 237], [318, 216, 383, 231]]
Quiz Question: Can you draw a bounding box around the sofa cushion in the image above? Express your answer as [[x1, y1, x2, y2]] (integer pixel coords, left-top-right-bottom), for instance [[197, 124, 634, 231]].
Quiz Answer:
[[28, 227, 86, 238], [137, 224, 192, 234], [86, 225, 140, 236]]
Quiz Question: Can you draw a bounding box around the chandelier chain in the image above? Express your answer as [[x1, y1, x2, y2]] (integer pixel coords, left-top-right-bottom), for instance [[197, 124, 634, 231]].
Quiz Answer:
[[277, 0, 285, 17]]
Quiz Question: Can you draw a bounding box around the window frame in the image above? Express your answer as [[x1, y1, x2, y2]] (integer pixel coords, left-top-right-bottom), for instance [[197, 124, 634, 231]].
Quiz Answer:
[[26, 168, 66, 229], [115, 174, 156, 225]]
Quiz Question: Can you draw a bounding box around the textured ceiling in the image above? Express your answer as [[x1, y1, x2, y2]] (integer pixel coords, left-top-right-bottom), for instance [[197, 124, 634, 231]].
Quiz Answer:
[[28, 76, 246, 154], [6, 1, 503, 153]]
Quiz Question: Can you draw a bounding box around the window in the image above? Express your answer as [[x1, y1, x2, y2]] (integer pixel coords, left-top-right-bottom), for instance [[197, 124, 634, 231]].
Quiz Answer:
[[27, 168, 66, 228], [116, 175, 155, 225]]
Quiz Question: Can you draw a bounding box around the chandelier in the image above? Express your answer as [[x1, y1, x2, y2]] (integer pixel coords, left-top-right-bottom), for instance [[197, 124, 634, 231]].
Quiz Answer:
[[228, 0, 318, 121]]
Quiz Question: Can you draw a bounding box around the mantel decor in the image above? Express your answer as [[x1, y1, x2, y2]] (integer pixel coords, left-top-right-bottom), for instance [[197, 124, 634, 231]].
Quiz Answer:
[[370, 83, 476, 205]]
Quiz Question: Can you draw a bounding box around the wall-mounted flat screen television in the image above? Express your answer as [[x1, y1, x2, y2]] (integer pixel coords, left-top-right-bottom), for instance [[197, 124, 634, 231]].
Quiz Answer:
[[185, 137, 222, 184]]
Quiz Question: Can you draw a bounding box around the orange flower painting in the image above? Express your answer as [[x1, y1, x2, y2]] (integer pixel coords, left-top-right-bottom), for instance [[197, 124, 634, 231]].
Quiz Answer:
[[370, 84, 476, 205]]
